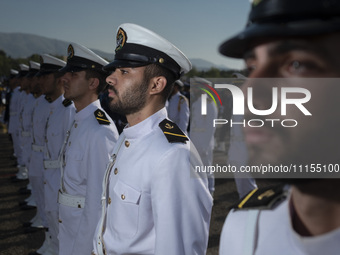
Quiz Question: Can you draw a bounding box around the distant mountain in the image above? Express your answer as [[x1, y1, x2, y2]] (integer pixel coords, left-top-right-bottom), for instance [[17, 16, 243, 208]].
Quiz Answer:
[[189, 58, 230, 71], [0, 32, 229, 70], [0, 32, 114, 61]]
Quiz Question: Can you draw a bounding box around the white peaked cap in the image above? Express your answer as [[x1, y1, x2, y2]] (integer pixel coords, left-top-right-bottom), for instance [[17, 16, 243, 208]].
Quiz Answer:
[[10, 69, 19, 75], [60, 42, 108, 74], [26, 61, 40, 77], [18, 64, 29, 77], [191, 76, 213, 86], [41, 54, 66, 67], [19, 64, 29, 71], [38, 54, 66, 76], [104, 23, 192, 78], [29, 61, 40, 70]]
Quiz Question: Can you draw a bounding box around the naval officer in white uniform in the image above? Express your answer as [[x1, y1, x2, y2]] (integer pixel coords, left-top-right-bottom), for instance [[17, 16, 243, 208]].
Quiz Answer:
[[28, 54, 68, 255], [218, 0, 340, 254], [190, 77, 218, 195], [92, 23, 213, 255], [58, 43, 119, 255], [41, 54, 73, 255], [166, 79, 189, 133], [11, 64, 29, 180]]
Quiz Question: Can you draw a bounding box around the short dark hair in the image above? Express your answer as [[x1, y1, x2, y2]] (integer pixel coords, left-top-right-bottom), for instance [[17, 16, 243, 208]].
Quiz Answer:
[[85, 69, 108, 94], [144, 64, 177, 103]]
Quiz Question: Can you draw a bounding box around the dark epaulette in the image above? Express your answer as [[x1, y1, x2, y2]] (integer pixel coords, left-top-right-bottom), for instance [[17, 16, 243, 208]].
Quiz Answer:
[[159, 119, 189, 144], [62, 99, 72, 107], [45, 96, 52, 103], [94, 109, 110, 125], [231, 184, 288, 211]]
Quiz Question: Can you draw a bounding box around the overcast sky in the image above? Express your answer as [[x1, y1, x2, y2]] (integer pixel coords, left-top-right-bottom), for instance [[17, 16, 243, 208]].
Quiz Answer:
[[0, 0, 250, 69]]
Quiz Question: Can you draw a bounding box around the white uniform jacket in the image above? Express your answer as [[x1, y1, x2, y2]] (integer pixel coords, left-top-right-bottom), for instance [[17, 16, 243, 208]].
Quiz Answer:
[[8, 86, 21, 134], [15, 91, 28, 165], [58, 99, 118, 255], [220, 188, 340, 255], [28, 95, 50, 177], [93, 107, 213, 255], [190, 97, 218, 165], [20, 93, 36, 166], [43, 95, 75, 212], [167, 91, 189, 132]]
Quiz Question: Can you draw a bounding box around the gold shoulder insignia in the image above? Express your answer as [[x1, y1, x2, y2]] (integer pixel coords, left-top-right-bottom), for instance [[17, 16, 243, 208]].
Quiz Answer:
[[159, 119, 188, 144], [62, 99, 72, 107], [94, 109, 110, 125], [232, 184, 287, 210]]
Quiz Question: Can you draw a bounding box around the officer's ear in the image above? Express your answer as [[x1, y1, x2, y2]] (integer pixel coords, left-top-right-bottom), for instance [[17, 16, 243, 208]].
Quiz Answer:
[[149, 76, 167, 95], [88, 77, 99, 91]]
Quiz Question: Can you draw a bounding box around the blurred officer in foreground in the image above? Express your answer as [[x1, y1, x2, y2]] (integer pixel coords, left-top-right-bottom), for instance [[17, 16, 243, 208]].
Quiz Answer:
[[219, 0, 340, 254], [166, 79, 189, 133], [58, 43, 119, 255], [92, 23, 212, 255]]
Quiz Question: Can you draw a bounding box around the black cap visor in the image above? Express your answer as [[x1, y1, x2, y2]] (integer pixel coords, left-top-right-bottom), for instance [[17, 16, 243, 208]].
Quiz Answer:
[[25, 70, 39, 78], [105, 43, 181, 78], [103, 57, 151, 72], [36, 71, 55, 77], [219, 18, 340, 59], [59, 64, 87, 74], [60, 56, 108, 74]]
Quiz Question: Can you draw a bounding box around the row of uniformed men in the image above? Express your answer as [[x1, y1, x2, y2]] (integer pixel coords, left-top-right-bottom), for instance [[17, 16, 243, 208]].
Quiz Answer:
[[7, 23, 214, 255], [7, 0, 340, 252]]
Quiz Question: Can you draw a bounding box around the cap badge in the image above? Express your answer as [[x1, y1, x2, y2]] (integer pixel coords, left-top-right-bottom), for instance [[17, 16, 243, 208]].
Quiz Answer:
[[67, 45, 74, 60], [115, 27, 127, 52]]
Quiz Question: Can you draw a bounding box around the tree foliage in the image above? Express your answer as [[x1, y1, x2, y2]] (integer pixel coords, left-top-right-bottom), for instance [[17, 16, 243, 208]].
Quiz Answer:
[[0, 50, 65, 78]]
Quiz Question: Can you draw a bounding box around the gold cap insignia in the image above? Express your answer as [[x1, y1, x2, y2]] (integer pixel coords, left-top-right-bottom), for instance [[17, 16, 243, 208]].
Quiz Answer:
[[115, 27, 127, 53], [67, 44, 74, 60]]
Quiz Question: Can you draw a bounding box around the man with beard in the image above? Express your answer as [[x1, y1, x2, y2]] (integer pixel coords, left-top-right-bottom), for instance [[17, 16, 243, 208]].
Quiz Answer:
[[58, 43, 119, 255], [219, 0, 340, 254], [92, 23, 212, 255]]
